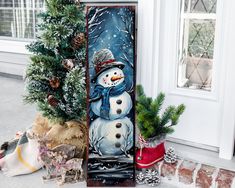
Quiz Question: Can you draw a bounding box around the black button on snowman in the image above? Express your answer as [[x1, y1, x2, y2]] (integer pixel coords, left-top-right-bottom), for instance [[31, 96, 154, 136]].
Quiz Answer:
[[89, 49, 133, 156]]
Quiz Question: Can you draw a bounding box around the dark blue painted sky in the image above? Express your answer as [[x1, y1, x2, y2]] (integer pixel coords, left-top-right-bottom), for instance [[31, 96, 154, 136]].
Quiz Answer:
[[88, 7, 135, 93]]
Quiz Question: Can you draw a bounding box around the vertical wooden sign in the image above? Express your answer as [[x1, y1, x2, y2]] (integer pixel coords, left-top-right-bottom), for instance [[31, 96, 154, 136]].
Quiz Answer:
[[86, 6, 136, 186]]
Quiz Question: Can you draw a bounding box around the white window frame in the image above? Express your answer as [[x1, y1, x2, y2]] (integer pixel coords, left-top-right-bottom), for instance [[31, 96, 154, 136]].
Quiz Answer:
[[177, 1, 216, 91], [0, 0, 45, 54], [166, 0, 221, 101]]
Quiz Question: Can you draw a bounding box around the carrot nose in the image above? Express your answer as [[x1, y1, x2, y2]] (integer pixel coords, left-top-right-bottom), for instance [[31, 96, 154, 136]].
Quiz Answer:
[[111, 75, 123, 82]]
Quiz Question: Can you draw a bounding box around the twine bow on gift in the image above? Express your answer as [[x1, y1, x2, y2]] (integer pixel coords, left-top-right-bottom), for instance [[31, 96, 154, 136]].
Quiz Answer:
[[138, 134, 149, 160]]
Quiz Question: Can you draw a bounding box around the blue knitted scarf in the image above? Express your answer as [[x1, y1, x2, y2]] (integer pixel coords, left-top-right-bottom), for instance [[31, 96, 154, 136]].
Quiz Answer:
[[90, 81, 126, 119]]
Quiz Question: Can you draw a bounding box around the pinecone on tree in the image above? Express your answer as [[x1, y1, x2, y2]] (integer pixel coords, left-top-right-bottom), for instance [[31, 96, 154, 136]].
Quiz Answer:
[[49, 77, 60, 89], [62, 59, 75, 70], [47, 95, 59, 107], [71, 33, 85, 50], [164, 147, 177, 164], [136, 171, 146, 185]]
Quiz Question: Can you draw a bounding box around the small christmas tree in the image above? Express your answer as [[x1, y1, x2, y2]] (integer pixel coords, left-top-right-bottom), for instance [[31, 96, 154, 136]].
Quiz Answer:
[[24, 0, 86, 122], [136, 85, 186, 139]]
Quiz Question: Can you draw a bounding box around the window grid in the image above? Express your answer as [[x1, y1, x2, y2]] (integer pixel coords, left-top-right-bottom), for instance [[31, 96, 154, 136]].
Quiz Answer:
[[177, 0, 217, 91], [0, 0, 44, 40]]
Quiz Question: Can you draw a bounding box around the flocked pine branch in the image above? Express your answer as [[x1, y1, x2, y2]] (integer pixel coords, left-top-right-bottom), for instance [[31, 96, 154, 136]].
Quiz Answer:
[[24, 0, 86, 123]]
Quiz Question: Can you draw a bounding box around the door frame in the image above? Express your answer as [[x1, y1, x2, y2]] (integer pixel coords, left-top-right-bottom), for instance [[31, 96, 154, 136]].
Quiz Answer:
[[137, 0, 235, 159]]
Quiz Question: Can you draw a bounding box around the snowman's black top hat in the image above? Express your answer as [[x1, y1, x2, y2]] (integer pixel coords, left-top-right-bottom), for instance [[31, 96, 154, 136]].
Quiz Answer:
[[91, 49, 125, 83]]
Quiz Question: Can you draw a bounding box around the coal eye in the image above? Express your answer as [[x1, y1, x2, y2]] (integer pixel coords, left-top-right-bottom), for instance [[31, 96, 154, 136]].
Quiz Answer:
[[114, 72, 117, 75], [106, 74, 109, 77]]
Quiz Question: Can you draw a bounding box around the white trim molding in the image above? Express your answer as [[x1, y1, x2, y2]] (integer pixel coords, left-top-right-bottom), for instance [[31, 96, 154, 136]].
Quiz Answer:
[[0, 52, 29, 76], [0, 40, 30, 54], [182, 13, 216, 20], [137, 0, 161, 97], [218, 0, 235, 160], [0, 40, 30, 76]]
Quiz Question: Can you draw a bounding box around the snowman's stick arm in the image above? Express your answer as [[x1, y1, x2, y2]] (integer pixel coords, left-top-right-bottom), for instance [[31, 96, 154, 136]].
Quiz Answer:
[[89, 96, 101, 103]]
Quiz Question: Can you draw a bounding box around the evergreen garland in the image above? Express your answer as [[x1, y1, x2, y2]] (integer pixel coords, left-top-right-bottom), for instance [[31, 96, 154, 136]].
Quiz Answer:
[[24, 0, 86, 122], [136, 85, 186, 139]]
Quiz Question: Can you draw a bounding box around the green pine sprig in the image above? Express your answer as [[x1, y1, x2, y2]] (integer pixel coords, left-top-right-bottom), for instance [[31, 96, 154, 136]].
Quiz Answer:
[[136, 85, 186, 139]]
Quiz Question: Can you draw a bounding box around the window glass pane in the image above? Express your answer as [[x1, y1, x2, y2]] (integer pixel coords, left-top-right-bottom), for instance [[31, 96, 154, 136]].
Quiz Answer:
[[35, 0, 45, 8], [184, 0, 217, 13], [0, 0, 13, 7], [35, 9, 43, 33], [0, 0, 44, 40], [0, 10, 13, 37], [14, 9, 34, 38], [187, 19, 215, 58], [178, 0, 216, 91], [14, 0, 33, 8]]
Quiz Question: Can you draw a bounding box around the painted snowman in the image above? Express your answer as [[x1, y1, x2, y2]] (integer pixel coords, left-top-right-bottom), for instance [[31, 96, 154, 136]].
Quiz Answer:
[[89, 49, 133, 156]]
